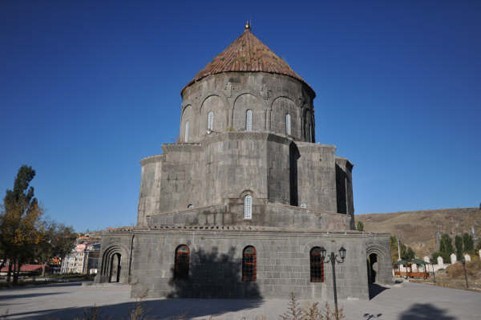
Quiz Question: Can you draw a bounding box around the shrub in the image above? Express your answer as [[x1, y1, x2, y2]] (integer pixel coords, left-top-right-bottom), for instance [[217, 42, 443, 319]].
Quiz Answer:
[[279, 293, 345, 320]]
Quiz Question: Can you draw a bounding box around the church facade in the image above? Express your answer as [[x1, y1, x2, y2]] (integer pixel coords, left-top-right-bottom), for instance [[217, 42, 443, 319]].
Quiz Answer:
[[95, 25, 392, 300]]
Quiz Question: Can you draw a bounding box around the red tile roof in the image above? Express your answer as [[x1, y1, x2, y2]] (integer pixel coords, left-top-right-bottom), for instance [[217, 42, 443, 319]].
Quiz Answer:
[[0, 264, 44, 273], [184, 25, 307, 90]]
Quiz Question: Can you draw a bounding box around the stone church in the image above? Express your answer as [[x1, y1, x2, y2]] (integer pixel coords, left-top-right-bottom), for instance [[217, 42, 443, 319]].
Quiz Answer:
[[96, 24, 392, 300]]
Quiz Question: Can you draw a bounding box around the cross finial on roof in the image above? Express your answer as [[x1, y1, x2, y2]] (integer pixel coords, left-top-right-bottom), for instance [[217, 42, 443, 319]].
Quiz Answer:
[[245, 20, 251, 31]]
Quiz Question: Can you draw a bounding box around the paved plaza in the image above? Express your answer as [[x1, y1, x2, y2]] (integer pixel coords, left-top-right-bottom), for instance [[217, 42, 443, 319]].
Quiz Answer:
[[0, 281, 480, 319]]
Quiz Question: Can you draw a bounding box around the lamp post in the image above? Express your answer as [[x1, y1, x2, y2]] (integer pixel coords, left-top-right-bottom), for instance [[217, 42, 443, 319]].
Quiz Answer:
[[320, 246, 346, 320]]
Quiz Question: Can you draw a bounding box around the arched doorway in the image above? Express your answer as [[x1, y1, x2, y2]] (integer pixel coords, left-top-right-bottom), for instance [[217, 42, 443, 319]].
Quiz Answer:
[[98, 245, 129, 284], [365, 243, 391, 299], [109, 253, 121, 283], [367, 253, 378, 284]]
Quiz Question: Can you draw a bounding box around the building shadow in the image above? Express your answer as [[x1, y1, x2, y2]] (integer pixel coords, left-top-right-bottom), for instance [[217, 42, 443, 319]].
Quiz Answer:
[[168, 246, 262, 299], [368, 283, 388, 299], [2, 248, 263, 319], [398, 303, 456, 320], [5, 298, 264, 319]]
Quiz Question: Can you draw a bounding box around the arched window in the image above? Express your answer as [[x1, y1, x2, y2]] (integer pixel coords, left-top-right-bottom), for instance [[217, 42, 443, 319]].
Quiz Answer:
[[246, 109, 253, 131], [244, 195, 252, 219], [242, 246, 256, 282], [174, 245, 190, 279], [207, 111, 214, 131], [286, 113, 291, 135], [184, 121, 190, 143], [310, 247, 324, 282]]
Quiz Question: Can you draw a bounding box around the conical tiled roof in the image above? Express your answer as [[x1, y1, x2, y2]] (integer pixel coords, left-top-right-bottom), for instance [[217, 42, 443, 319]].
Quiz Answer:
[[184, 25, 307, 90]]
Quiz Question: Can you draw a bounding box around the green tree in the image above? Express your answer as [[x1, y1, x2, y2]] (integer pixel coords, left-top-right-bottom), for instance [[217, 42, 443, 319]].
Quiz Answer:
[[454, 235, 463, 260], [400, 243, 415, 260], [462, 233, 474, 255], [389, 235, 416, 263], [438, 233, 453, 261], [0, 165, 43, 283], [390, 236, 399, 264], [356, 221, 364, 232], [0, 205, 5, 269], [432, 251, 441, 262], [36, 221, 76, 276], [476, 239, 481, 251]]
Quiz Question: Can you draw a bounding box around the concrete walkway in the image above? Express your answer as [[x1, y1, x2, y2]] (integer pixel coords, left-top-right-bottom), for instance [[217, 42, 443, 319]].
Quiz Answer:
[[0, 281, 479, 319]]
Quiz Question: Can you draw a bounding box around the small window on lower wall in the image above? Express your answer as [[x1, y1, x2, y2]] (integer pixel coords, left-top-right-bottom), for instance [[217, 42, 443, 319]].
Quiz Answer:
[[174, 245, 190, 279], [242, 246, 256, 282], [310, 247, 324, 282]]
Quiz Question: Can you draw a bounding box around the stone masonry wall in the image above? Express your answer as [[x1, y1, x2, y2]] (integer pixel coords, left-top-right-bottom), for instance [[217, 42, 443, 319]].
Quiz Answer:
[[179, 72, 315, 143], [137, 132, 352, 230], [147, 202, 352, 231], [296, 142, 338, 213], [119, 228, 391, 300]]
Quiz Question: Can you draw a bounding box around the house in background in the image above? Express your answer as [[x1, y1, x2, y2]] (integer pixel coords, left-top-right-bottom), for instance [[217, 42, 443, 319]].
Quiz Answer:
[[61, 234, 101, 275]]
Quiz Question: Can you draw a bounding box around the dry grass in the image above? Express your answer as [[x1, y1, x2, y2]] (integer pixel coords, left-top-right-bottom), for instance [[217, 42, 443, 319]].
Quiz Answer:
[[417, 258, 481, 292], [446, 260, 481, 278], [74, 306, 106, 320], [73, 302, 146, 320], [357, 207, 481, 257]]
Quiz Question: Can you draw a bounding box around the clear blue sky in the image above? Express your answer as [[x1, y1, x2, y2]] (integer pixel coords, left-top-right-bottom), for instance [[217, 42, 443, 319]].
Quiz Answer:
[[1, 1, 480, 232]]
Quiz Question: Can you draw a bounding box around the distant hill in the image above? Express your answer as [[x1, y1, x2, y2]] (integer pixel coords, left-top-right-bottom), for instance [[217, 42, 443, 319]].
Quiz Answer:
[[356, 208, 481, 257]]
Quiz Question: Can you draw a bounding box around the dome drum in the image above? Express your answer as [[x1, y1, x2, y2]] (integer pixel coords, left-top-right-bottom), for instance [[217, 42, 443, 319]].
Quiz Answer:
[[180, 72, 315, 143]]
